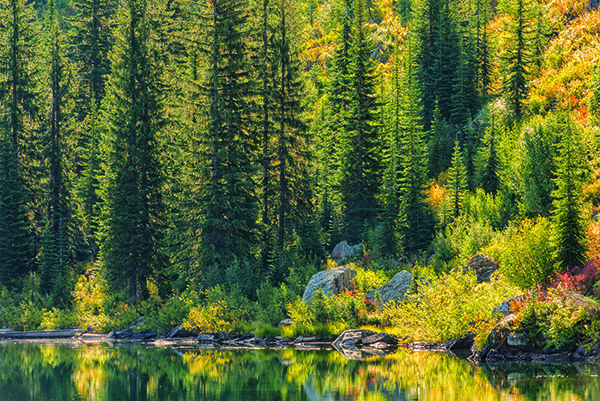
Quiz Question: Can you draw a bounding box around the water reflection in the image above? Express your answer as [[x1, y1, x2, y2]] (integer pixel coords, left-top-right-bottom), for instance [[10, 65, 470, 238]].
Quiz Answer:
[[0, 342, 599, 400]]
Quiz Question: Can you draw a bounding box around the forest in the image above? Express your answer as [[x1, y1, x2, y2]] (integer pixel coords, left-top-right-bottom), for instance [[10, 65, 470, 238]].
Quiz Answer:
[[1, 0, 600, 342]]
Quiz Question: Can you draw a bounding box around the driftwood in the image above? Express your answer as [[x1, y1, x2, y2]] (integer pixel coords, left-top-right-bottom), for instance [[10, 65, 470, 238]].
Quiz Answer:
[[0, 329, 85, 339]]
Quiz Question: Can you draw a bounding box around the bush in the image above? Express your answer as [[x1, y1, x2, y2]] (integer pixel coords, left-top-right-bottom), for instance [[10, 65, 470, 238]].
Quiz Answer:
[[381, 270, 520, 344], [484, 217, 556, 289]]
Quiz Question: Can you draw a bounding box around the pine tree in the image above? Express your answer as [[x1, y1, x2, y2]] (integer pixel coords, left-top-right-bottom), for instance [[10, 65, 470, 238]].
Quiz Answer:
[[446, 140, 467, 220], [0, 133, 31, 286], [39, 0, 75, 304], [196, 0, 259, 285], [398, 35, 433, 255], [552, 118, 587, 271], [427, 101, 452, 178], [339, 0, 381, 243], [0, 0, 41, 279], [69, 0, 118, 115], [100, 0, 166, 304], [501, 0, 533, 119], [477, 124, 500, 194]]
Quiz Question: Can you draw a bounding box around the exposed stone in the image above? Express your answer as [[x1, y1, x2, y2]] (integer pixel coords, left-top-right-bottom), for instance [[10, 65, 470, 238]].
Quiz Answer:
[[459, 254, 499, 283], [507, 332, 532, 350], [168, 324, 199, 338], [366, 270, 413, 304], [331, 241, 362, 263], [197, 333, 216, 342], [361, 332, 398, 347], [443, 333, 475, 351], [302, 266, 357, 303], [333, 329, 376, 348], [278, 318, 295, 328], [492, 295, 527, 316]]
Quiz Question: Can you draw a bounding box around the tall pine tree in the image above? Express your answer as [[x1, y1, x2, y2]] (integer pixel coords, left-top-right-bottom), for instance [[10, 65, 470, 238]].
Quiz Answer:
[[100, 0, 166, 304], [339, 0, 381, 243]]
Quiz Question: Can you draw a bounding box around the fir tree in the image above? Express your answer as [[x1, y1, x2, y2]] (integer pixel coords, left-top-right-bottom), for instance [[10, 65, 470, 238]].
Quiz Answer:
[[339, 0, 381, 243], [427, 102, 452, 179], [40, 0, 75, 304], [477, 124, 500, 194], [446, 140, 467, 220], [69, 0, 117, 117], [100, 0, 166, 304], [197, 0, 259, 284], [501, 0, 533, 119], [552, 118, 587, 271], [398, 35, 433, 255]]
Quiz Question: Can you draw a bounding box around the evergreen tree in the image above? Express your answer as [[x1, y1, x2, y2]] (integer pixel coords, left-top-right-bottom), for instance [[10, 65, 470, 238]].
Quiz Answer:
[[477, 123, 500, 194], [39, 0, 75, 304], [446, 140, 467, 220], [474, 0, 491, 97], [339, 0, 381, 243], [196, 0, 259, 284], [69, 0, 118, 115], [552, 118, 587, 270], [427, 101, 452, 178], [0, 133, 31, 286], [501, 0, 533, 119], [100, 0, 166, 304], [398, 35, 433, 254]]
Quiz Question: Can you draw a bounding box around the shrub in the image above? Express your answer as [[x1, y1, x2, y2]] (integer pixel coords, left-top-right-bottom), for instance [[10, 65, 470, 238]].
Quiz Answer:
[[353, 266, 388, 294], [39, 308, 77, 330], [381, 270, 520, 344], [484, 217, 556, 289]]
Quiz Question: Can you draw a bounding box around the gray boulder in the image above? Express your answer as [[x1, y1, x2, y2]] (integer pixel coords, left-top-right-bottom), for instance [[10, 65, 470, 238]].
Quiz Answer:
[[459, 254, 500, 283], [331, 241, 362, 263], [366, 270, 413, 304], [302, 266, 357, 303], [333, 329, 376, 348]]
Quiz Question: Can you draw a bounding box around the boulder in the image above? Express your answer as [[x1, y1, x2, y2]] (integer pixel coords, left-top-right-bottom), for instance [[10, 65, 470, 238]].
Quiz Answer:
[[278, 318, 295, 328], [492, 295, 527, 316], [333, 329, 375, 348], [302, 266, 357, 303], [361, 332, 398, 347], [459, 254, 499, 283], [168, 324, 199, 338], [331, 241, 362, 263], [366, 270, 413, 304]]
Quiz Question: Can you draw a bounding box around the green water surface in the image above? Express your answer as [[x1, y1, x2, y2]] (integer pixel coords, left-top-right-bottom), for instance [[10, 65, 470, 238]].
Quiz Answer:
[[0, 342, 599, 400]]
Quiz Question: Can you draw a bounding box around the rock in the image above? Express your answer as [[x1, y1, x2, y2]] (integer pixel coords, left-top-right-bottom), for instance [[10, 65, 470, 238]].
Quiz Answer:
[[331, 241, 362, 263], [443, 333, 475, 351], [302, 266, 357, 303], [333, 329, 376, 348], [492, 295, 526, 316], [168, 325, 199, 338], [366, 270, 413, 304], [361, 332, 398, 347], [459, 254, 499, 283], [507, 332, 532, 350], [131, 330, 157, 341], [278, 318, 295, 328], [197, 333, 216, 342]]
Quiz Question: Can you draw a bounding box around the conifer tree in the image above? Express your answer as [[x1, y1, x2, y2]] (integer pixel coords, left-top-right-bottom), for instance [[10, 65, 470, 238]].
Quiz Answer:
[[0, 133, 31, 286], [552, 118, 587, 270], [398, 35, 434, 254], [427, 102, 452, 178], [40, 0, 75, 304], [446, 140, 467, 220], [197, 0, 259, 284], [0, 0, 41, 278], [100, 0, 166, 304], [477, 124, 500, 194], [339, 0, 381, 242], [69, 0, 117, 115], [501, 0, 533, 119]]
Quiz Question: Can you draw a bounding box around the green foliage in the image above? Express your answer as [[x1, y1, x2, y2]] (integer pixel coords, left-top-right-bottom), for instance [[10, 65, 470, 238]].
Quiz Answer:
[[446, 141, 467, 221], [353, 266, 387, 294], [484, 217, 555, 289], [256, 282, 291, 326], [382, 270, 519, 343], [552, 117, 588, 271]]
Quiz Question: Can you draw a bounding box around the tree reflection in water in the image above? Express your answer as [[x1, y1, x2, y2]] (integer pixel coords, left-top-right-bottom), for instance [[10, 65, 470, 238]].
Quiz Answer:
[[0, 342, 599, 400]]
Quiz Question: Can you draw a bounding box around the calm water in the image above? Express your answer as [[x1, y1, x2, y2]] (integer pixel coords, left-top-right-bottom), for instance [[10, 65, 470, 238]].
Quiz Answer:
[[1, 342, 600, 401]]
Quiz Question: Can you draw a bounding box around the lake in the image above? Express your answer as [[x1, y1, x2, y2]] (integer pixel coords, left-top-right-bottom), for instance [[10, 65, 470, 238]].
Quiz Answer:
[[1, 342, 599, 400]]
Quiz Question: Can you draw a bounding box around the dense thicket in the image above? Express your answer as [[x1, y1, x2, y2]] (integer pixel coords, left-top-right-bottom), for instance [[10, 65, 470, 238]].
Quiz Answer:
[[0, 0, 597, 307]]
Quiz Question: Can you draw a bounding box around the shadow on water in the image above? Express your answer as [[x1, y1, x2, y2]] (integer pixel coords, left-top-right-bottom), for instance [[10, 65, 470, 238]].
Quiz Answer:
[[1, 342, 599, 400]]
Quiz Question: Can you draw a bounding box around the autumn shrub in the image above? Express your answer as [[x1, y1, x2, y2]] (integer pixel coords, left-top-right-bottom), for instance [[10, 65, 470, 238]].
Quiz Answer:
[[353, 266, 388, 293], [381, 270, 519, 344], [484, 217, 556, 289], [39, 307, 77, 330], [72, 268, 112, 332]]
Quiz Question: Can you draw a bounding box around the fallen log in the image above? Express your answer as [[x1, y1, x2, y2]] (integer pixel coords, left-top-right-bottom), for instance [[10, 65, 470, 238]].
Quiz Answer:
[[0, 329, 85, 339]]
